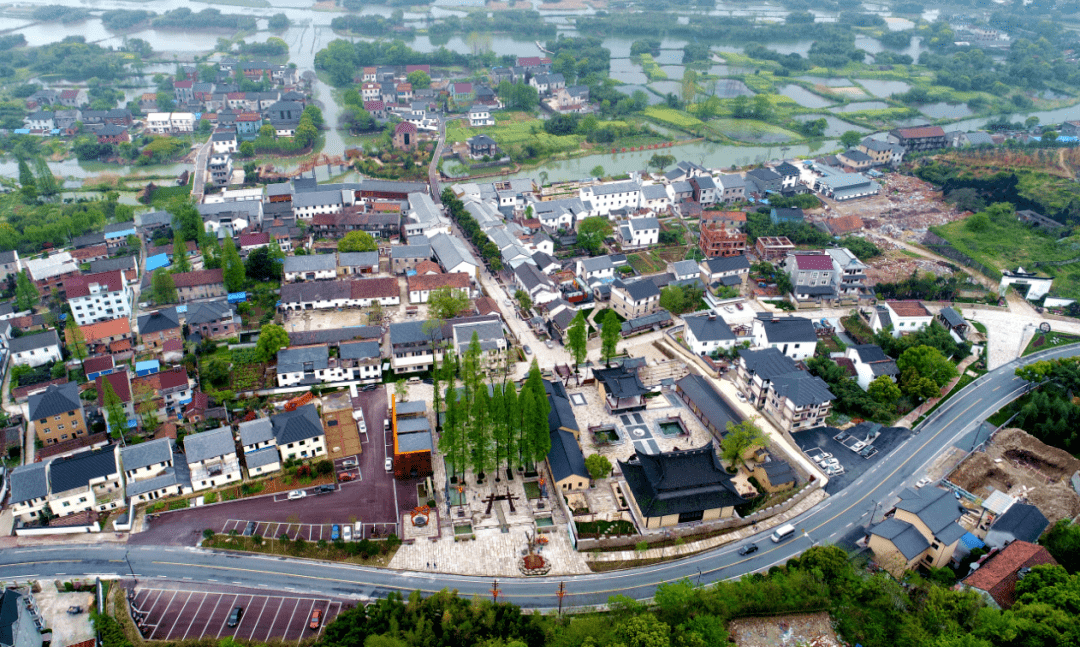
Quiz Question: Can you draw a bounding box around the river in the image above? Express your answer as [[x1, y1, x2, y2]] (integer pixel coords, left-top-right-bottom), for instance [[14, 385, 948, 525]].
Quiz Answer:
[[3, 0, 1078, 184]]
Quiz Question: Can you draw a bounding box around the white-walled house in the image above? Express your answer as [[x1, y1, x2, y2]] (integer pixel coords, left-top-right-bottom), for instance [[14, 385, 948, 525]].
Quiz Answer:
[[514, 262, 559, 305], [238, 417, 281, 477], [579, 181, 643, 217], [868, 301, 933, 338], [66, 270, 132, 326], [271, 404, 327, 462], [120, 438, 192, 505], [683, 313, 737, 355], [845, 344, 900, 391], [9, 330, 62, 368], [622, 217, 660, 248], [576, 255, 616, 282], [284, 254, 337, 282], [468, 105, 493, 127], [184, 428, 242, 492], [751, 314, 817, 361]]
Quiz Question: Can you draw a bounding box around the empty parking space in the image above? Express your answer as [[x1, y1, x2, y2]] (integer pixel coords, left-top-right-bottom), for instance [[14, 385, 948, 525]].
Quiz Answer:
[[795, 424, 913, 494], [131, 587, 344, 642]]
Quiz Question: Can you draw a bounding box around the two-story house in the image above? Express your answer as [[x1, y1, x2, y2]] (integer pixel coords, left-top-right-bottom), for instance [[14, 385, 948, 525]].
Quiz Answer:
[[513, 263, 559, 306], [576, 255, 616, 283], [825, 247, 872, 303], [9, 330, 62, 368], [172, 269, 226, 302], [689, 176, 718, 206], [120, 438, 192, 505], [276, 345, 349, 387], [867, 487, 967, 576], [28, 382, 87, 446], [75, 318, 133, 356], [620, 217, 659, 249], [845, 344, 899, 391], [698, 255, 751, 293], [66, 270, 131, 326], [131, 367, 192, 420], [184, 427, 242, 491], [782, 253, 837, 304], [271, 404, 326, 461], [186, 299, 238, 340], [579, 181, 642, 217], [751, 314, 817, 361], [8, 462, 50, 524], [762, 370, 835, 433], [46, 447, 124, 519], [683, 313, 737, 356], [238, 417, 281, 477], [715, 174, 746, 203], [611, 278, 661, 319], [406, 272, 472, 304], [137, 308, 182, 349], [468, 105, 493, 127]]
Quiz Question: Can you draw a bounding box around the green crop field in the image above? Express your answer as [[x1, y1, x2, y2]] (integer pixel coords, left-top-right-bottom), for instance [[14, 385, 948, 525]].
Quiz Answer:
[[706, 118, 801, 143], [642, 106, 704, 130], [932, 218, 1080, 300]]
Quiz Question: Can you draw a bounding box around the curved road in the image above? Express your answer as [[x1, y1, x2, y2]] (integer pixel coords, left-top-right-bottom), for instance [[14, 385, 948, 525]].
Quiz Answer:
[[3, 344, 1077, 609]]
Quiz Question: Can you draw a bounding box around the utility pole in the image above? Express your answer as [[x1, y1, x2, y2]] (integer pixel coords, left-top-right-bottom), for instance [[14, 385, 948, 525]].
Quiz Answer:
[[490, 579, 500, 603], [556, 581, 566, 616]]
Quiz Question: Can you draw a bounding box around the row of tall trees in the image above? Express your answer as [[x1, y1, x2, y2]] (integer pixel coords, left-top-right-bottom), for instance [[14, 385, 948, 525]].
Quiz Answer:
[[437, 337, 551, 484], [441, 188, 503, 271]]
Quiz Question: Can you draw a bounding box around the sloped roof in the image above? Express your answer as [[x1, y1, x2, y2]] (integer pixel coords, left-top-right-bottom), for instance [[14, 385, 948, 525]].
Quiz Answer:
[[183, 427, 235, 463], [277, 345, 329, 373], [408, 272, 469, 292], [271, 403, 324, 444], [684, 313, 736, 342], [614, 278, 660, 302], [49, 447, 117, 493], [757, 316, 817, 343], [895, 487, 968, 545], [238, 417, 274, 447], [793, 254, 834, 271], [595, 365, 649, 399], [985, 503, 1049, 545], [9, 329, 61, 354], [619, 441, 743, 518], [770, 371, 835, 407], [702, 255, 750, 274], [283, 253, 336, 273], [172, 268, 223, 288], [138, 308, 181, 335], [9, 462, 48, 504], [939, 306, 965, 328], [869, 517, 930, 560], [28, 382, 81, 420], [340, 340, 380, 360], [675, 374, 740, 434], [963, 540, 1057, 608], [120, 437, 173, 473], [738, 348, 799, 380], [548, 428, 587, 483], [186, 299, 233, 326]]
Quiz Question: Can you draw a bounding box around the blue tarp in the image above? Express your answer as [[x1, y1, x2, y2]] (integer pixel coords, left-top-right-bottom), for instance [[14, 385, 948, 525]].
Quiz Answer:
[[228, 291, 247, 303], [960, 532, 985, 550], [176, 305, 188, 314], [145, 253, 170, 273]]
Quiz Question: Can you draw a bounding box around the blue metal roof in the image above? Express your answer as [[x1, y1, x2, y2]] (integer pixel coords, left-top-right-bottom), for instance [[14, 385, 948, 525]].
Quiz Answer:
[[145, 253, 170, 273], [135, 360, 160, 373]]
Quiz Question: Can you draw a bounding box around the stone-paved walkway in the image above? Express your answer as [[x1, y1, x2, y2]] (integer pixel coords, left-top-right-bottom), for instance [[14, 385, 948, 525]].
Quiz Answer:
[[388, 524, 591, 576]]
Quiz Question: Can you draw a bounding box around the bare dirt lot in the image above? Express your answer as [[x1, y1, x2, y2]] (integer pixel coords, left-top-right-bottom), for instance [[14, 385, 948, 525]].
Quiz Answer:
[[822, 173, 966, 242], [728, 612, 840, 647], [864, 249, 957, 284], [948, 427, 1080, 524]]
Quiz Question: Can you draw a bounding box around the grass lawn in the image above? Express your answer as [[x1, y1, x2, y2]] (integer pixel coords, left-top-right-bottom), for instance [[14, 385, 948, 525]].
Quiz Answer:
[[1022, 331, 1080, 356], [971, 321, 988, 334], [446, 115, 583, 155], [706, 118, 802, 143], [932, 214, 1080, 299], [204, 533, 398, 567]]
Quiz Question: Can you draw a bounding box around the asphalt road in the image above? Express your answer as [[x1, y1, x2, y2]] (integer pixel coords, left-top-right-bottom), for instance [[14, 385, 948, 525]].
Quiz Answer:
[[3, 344, 1076, 609]]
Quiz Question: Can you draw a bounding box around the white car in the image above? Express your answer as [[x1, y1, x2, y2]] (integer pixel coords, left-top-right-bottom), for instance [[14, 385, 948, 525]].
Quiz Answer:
[[341, 459, 357, 469], [724, 306, 735, 313], [735, 391, 747, 403], [342, 525, 352, 542], [384, 457, 393, 472], [915, 477, 932, 488], [287, 489, 306, 500]]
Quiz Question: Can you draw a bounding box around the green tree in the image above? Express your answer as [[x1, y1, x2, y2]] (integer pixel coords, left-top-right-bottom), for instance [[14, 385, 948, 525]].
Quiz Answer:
[[590, 165, 605, 178], [616, 614, 671, 647], [648, 153, 676, 172], [721, 418, 765, 469], [897, 345, 957, 388], [133, 380, 159, 433], [244, 247, 281, 282], [513, 289, 532, 312], [239, 141, 255, 158], [101, 378, 127, 438], [14, 270, 39, 312], [221, 235, 246, 292], [423, 318, 446, 430], [151, 268, 177, 304], [17, 158, 34, 188], [338, 230, 378, 252], [1042, 519, 1080, 573], [868, 375, 901, 406], [428, 286, 470, 320], [900, 367, 940, 401], [439, 385, 466, 482], [66, 317, 87, 362], [577, 217, 612, 255], [171, 201, 203, 243], [659, 284, 703, 315], [35, 158, 58, 197], [469, 370, 494, 478], [600, 309, 621, 363], [585, 454, 613, 480], [840, 130, 863, 148], [256, 324, 290, 362], [268, 13, 290, 30], [406, 70, 431, 88], [522, 360, 551, 465], [566, 310, 588, 371], [172, 236, 191, 273]]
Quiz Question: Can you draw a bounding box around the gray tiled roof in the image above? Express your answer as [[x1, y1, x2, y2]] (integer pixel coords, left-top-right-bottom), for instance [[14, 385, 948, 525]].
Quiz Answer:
[[9, 462, 48, 504], [641, 184, 668, 200], [588, 181, 640, 196], [284, 254, 337, 273], [9, 329, 60, 354], [89, 256, 136, 274], [28, 382, 81, 420], [339, 340, 380, 360], [939, 306, 965, 328], [186, 299, 233, 326], [390, 244, 430, 260], [238, 417, 275, 447], [277, 345, 329, 373], [702, 255, 750, 274], [985, 503, 1049, 545], [271, 403, 324, 444], [630, 217, 659, 231], [758, 316, 817, 343], [738, 348, 798, 380], [580, 255, 614, 273], [120, 438, 173, 473], [675, 374, 740, 433], [138, 308, 181, 336], [125, 460, 191, 497], [429, 232, 479, 271], [770, 370, 835, 407], [619, 441, 743, 518], [895, 487, 968, 545], [183, 427, 236, 463], [244, 447, 280, 469], [684, 313, 736, 342], [671, 260, 699, 277], [869, 517, 930, 560], [337, 251, 379, 267], [291, 190, 345, 209], [49, 447, 117, 493], [614, 278, 660, 302], [548, 428, 587, 482]]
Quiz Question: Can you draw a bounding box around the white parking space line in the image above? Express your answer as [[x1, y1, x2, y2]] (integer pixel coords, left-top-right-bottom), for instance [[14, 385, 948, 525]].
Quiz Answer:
[[284, 597, 302, 641], [182, 593, 212, 641], [202, 594, 226, 640], [144, 589, 170, 624], [150, 590, 186, 640], [214, 594, 240, 639], [296, 599, 317, 644], [248, 595, 272, 640], [318, 602, 339, 637], [167, 591, 195, 640], [264, 598, 285, 643], [227, 595, 255, 638]]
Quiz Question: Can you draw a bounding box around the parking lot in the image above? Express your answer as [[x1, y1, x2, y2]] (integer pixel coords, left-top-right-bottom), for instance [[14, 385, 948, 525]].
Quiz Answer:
[[794, 423, 913, 494], [130, 586, 347, 642], [132, 388, 417, 546]]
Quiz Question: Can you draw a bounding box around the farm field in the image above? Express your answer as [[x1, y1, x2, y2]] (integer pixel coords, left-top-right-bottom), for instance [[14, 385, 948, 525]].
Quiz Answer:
[[706, 118, 802, 143]]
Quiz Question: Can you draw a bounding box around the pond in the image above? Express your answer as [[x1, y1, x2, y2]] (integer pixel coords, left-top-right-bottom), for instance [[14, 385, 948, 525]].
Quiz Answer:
[[447, 488, 466, 506], [778, 84, 834, 109], [797, 76, 853, 87], [711, 118, 800, 143], [834, 101, 891, 113], [614, 85, 666, 105], [535, 516, 555, 528], [610, 58, 649, 85], [453, 523, 473, 535], [659, 65, 685, 80], [650, 81, 683, 97], [858, 79, 912, 98], [919, 102, 974, 120], [653, 49, 685, 65], [658, 421, 684, 437], [792, 114, 869, 136], [713, 79, 754, 98], [593, 429, 620, 444]]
